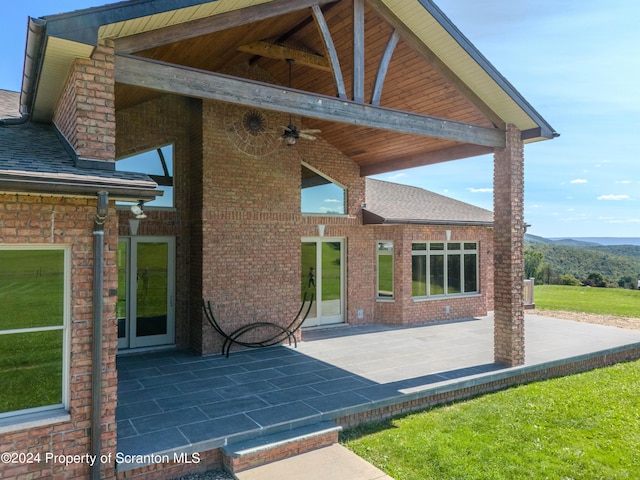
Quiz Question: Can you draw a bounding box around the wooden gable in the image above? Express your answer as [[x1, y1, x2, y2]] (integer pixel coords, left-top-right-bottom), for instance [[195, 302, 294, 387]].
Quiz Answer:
[[23, 0, 556, 175]]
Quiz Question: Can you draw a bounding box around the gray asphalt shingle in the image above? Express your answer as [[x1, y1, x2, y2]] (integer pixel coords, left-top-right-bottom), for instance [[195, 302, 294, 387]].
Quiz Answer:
[[364, 178, 493, 225]]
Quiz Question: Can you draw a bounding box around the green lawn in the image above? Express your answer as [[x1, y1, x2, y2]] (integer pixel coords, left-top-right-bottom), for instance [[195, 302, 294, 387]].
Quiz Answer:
[[342, 359, 640, 479], [535, 285, 640, 317]]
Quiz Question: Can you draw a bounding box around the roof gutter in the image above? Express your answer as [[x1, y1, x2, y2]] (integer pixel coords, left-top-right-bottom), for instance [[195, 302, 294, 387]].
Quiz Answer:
[[0, 18, 46, 126], [0, 178, 159, 202], [381, 219, 493, 227], [362, 211, 493, 227]]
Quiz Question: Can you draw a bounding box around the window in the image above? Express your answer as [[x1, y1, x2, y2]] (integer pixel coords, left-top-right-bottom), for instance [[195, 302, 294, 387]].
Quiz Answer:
[[377, 241, 394, 299], [0, 247, 69, 417], [301, 164, 345, 215], [412, 242, 478, 298], [117, 144, 174, 207]]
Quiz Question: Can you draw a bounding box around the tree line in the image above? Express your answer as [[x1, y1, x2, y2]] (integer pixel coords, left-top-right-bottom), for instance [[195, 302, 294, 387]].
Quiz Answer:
[[524, 243, 640, 289]]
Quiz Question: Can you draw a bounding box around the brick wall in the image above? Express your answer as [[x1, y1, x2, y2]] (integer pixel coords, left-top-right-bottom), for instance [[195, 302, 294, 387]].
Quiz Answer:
[[493, 124, 525, 366], [111, 90, 498, 354], [116, 94, 194, 350], [53, 40, 116, 162], [372, 224, 494, 325], [0, 193, 118, 480]]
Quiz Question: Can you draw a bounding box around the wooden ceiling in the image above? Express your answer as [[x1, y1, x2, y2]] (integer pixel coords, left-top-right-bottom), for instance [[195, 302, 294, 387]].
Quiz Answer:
[[114, 0, 498, 174]]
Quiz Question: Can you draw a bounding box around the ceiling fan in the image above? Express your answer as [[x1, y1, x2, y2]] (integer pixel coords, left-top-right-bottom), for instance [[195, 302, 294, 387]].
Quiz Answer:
[[281, 59, 321, 146]]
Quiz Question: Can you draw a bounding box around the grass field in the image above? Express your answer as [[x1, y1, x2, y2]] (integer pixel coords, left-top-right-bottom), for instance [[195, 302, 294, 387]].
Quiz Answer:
[[0, 249, 65, 414], [342, 359, 640, 479], [535, 285, 640, 317]]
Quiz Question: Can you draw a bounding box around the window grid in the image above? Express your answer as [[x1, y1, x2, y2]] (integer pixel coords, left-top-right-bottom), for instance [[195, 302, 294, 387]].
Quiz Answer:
[[412, 242, 478, 298]]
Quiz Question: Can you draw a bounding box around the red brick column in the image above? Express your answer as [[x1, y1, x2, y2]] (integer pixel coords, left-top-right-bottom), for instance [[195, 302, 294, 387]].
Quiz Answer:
[[493, 124, 525, 366]]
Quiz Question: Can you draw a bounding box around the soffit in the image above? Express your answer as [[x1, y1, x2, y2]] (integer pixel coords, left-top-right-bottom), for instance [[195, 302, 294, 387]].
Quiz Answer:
[[98, 0, 274, 39], [32, 37, 94, 122]]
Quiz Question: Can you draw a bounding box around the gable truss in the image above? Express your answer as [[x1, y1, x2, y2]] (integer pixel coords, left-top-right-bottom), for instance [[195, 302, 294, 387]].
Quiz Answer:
[[116, 0, 496, 122], [115, 54, 504, 148]]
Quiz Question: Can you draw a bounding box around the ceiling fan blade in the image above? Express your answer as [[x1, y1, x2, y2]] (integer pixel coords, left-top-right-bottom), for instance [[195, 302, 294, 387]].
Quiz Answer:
[[281, 125, 294, 132], [299, 133, 317, 141], [300, 129, 321, 134]]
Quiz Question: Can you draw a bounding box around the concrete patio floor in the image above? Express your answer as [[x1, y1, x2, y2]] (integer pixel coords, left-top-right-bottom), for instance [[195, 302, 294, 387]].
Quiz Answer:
[[115, 313, 640, 473]]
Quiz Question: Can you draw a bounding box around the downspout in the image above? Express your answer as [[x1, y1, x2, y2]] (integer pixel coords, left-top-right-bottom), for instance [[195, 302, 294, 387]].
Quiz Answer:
[[0, 17, 46, 126], [92, 191, 109, 480]]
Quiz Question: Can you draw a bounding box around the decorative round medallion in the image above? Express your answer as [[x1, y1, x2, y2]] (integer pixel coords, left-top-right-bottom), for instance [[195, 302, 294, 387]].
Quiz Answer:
[[224, 104, 280, 157]]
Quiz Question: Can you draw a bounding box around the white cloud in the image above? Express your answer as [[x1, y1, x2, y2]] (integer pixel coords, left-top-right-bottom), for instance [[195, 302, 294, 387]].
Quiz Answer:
[[605, 218, 640, 224], [570, 179, 587, 184], [467, 188, 493, 193], [597, 194, 630, 201], [616, 180, 632, 184], [324, 198, 341, 203], [387, 173, 406, 180]]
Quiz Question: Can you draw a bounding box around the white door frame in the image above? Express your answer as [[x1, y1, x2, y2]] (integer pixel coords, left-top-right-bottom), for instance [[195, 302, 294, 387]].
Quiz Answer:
[[117, 236, 176, 350], [302, 237, 345, 327]]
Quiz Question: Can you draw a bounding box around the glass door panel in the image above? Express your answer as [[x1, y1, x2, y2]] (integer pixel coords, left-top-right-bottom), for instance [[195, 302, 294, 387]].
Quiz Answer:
[[301, 238, 344, 327], [117, 240, 129, 349], [117, 237, 175, 350], [135, 242, 169, 338], [321, 242, 342, 317], [301, 242, 318, 321]]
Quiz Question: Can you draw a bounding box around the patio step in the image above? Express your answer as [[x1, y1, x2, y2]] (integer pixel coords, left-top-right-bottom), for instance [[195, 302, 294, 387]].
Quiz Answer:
[[222, 421, 342, 474]]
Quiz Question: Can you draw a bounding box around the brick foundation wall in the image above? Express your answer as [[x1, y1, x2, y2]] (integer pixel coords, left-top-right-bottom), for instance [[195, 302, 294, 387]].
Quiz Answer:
[[0, 194, 118, 480], [335, 346, 640, 430], [222, 430, 338, 473], [493, 125, 525, 366], [115, 448, 221, 480]]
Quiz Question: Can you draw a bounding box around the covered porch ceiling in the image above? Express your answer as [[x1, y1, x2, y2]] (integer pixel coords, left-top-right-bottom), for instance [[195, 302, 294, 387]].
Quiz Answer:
[[25, 0, 558, 175]]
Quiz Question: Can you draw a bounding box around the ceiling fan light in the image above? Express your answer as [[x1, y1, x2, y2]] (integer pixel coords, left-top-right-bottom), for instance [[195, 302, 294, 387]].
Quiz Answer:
[[285, 134, 297, 146]]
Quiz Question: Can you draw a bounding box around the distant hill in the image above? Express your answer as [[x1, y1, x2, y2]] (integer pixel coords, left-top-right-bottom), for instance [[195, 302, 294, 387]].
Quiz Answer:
[[526, 243, 640, 283], [550, 237, 640, 246], [525, 234, 601, 247], [525, 235, 640, 285]]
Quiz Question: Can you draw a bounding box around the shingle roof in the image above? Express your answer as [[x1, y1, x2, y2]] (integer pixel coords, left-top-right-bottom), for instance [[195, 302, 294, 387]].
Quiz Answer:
[[364, 178, 493, 226], [0, 90, 20, 118], [0, 90, 158, 200]]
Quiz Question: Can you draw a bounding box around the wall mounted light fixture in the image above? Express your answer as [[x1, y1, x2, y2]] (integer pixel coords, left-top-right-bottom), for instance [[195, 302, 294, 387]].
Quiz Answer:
[[130, 200, 147, 219]]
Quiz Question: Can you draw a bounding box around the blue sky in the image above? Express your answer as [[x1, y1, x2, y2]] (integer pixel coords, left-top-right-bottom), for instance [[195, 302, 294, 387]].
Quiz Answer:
[[1, 1, 639, 238]]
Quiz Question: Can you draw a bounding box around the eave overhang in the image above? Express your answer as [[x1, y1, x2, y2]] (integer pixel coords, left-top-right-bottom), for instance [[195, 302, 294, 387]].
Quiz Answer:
[[363, 209, 493, 227], [0, 173, 160, 202]]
